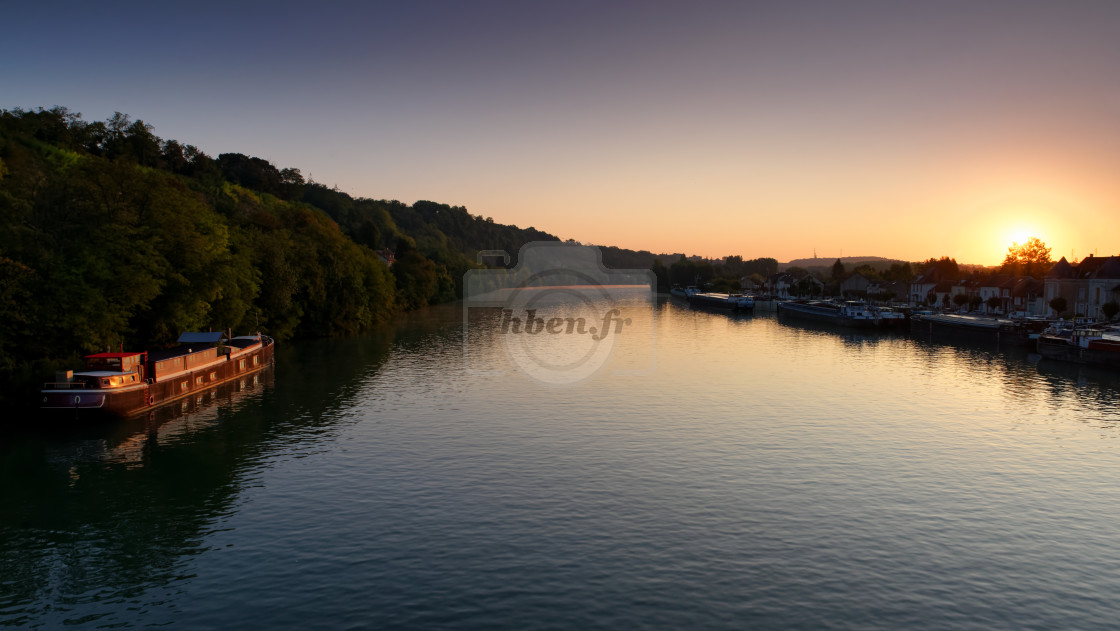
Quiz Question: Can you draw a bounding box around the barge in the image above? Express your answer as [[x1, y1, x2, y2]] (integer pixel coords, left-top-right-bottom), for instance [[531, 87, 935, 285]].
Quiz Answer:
[[1037, 325, 1120, 368], [777, 300, 903, 328], [689, 292, 755, 312], [910, 313, 1028, 345], [41, 331, 275, 417]]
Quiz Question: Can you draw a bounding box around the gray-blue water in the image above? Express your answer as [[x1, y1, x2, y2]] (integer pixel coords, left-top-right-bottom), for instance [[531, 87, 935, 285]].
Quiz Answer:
[[4, 299, 1120, 629]]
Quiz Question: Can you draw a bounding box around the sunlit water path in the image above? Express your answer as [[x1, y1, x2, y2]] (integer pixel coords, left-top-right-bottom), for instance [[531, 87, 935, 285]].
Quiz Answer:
[[4, 299, 1120, 629]]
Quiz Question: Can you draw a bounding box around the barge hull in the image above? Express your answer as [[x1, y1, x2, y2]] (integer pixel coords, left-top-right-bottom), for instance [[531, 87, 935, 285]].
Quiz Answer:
[[910, 315, 1027, 346], [777, 303, 880, 328], [1037, 339, 1120, 368]]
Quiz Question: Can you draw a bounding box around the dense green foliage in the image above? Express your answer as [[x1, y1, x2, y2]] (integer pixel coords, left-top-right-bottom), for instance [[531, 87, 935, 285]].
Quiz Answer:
[[666, 255, 778, 291], [0, 107, 561, 402], [921, 256, 960, 279]]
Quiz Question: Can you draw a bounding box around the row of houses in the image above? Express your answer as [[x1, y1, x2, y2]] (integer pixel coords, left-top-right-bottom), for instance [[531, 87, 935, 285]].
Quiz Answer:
[[909, 271, 1043, 314], [1042, 255, 1120, 319], [760, 271, 909, 302], [913, 255, 1120, 317], [757, 254, 1120, 318]]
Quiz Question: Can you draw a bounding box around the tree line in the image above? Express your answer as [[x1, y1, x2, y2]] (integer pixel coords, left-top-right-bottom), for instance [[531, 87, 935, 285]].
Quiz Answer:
[[0, 107, 562, 403]]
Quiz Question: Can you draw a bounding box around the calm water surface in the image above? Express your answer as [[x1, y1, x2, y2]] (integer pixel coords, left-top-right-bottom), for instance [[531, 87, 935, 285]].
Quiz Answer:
[[4, 299, 1120, 629]]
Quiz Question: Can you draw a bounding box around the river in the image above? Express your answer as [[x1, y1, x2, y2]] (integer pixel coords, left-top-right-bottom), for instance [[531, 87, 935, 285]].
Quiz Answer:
[[4, 298, 1120, 629]]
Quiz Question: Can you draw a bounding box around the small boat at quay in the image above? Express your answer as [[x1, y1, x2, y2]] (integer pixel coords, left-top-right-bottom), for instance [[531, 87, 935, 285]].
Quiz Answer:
[[689, 292, 755, 312], [670, 286, 699, 298], [878, 307, 908, 325], [1037, 324, 1120, 368], [41, 331, 275, 418], [777, 300, 902, 328]]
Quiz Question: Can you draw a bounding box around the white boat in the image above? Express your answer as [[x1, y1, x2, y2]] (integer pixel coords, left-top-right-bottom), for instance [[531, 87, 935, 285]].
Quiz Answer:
[[1037, 323, 1120, 368], [777, 300, 900, 328], [689, 292, 755, 312]]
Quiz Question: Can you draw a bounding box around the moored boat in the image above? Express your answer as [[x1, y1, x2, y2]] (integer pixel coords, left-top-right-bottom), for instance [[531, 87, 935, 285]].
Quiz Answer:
[[876, 307, 908, 326], [41, 331, 275, 417], [777, 300, 896, 328], [1011, 316, 1055, 350], [689, 292, 755, 312], [1037, 324, 1120, 368], [910, 312, 1028, 344]]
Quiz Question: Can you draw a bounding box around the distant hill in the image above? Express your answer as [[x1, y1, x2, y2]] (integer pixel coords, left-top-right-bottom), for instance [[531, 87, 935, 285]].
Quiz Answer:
[[781, 256, 906, 271]]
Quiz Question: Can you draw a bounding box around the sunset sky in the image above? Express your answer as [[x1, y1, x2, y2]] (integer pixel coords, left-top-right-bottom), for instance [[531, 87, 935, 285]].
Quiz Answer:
[[5, 1, 1119, 265]]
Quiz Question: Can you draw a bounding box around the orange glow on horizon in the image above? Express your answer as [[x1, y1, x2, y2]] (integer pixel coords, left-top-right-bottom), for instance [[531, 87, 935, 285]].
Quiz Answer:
[[471, 184, 1114, 268]]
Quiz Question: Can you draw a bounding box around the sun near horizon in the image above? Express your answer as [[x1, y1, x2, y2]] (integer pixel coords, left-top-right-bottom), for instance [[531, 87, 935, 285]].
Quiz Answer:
[[510, 179, 1115, 268]]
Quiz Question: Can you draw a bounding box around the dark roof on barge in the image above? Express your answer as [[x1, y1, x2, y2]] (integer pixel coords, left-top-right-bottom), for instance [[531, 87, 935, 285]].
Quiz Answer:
[[177, 332, 227, 344]]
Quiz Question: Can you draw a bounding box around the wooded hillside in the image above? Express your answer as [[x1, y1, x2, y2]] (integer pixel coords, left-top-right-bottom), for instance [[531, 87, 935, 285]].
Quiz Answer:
[[0, 107, 560, 401]]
